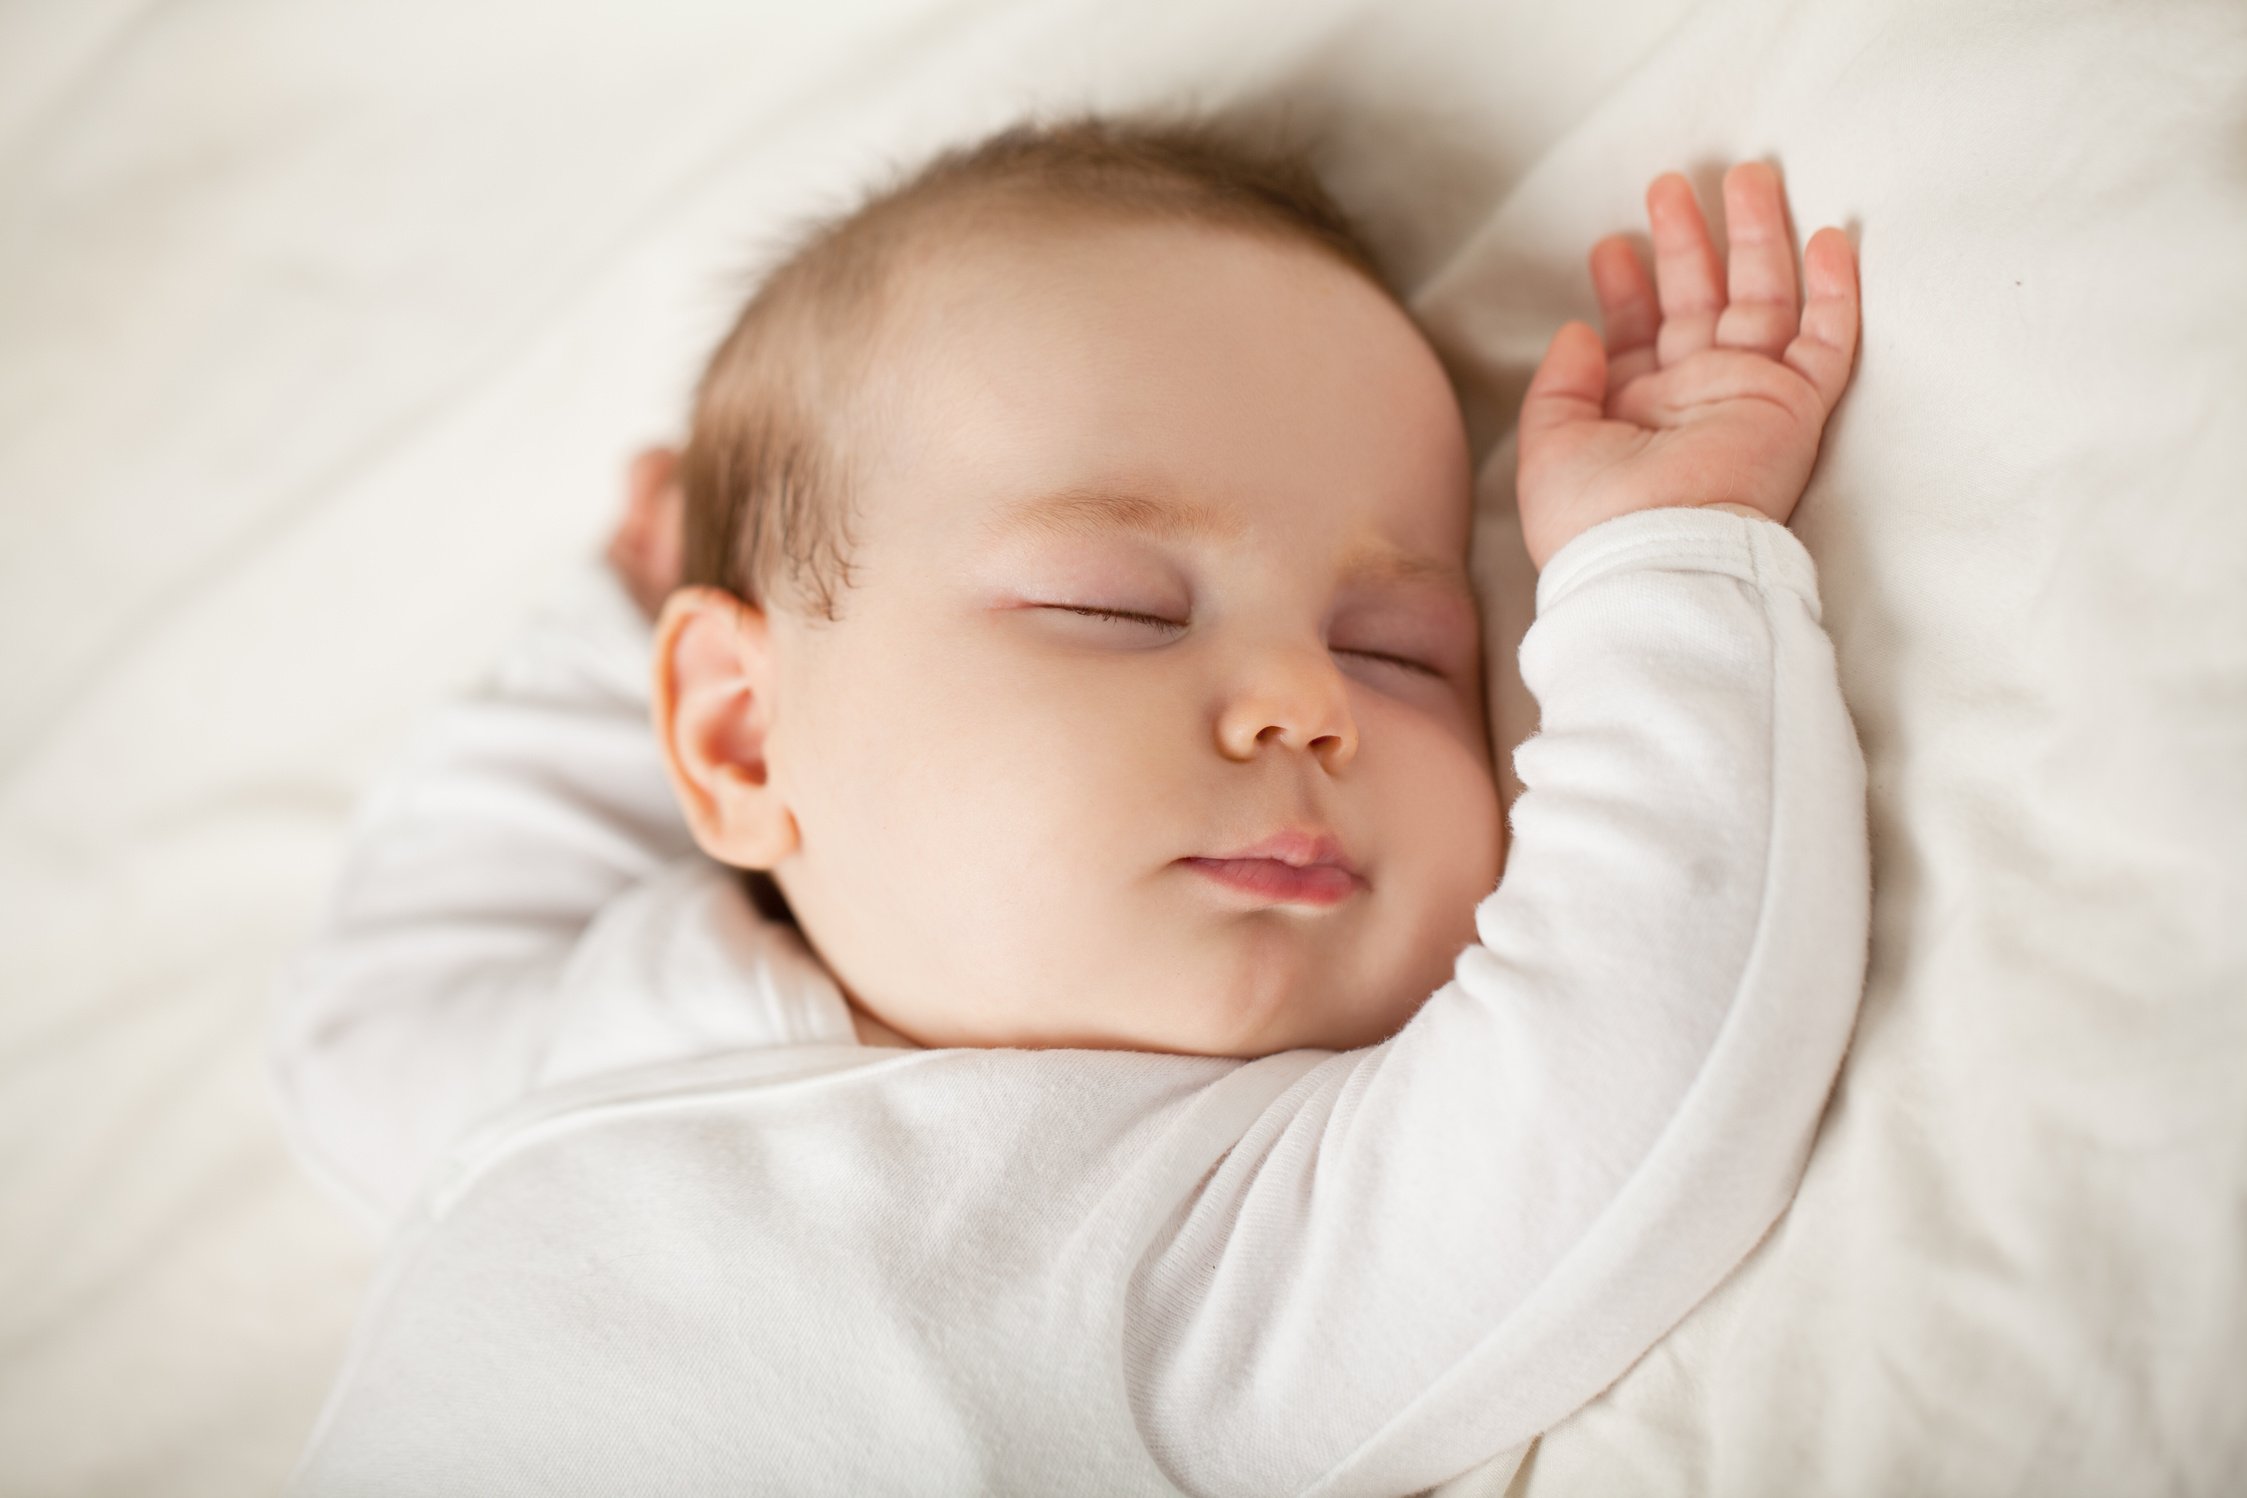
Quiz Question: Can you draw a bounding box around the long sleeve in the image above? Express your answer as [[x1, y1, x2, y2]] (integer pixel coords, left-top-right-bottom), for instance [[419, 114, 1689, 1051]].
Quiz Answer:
[[1128, 507, 1871, 1498], [267, 562, 853, 1234]]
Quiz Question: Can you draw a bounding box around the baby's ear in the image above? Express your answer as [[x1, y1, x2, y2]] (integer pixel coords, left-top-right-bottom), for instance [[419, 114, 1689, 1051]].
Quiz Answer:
[[651, 587, 798, 870]]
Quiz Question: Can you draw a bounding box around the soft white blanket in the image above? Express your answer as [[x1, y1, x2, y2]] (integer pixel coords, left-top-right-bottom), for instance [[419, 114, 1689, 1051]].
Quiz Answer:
[[2, 0, 2241, 1493]]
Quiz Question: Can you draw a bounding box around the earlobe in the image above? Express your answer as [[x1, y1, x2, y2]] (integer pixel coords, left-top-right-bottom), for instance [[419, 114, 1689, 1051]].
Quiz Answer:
[[651, 586, 799, 870]]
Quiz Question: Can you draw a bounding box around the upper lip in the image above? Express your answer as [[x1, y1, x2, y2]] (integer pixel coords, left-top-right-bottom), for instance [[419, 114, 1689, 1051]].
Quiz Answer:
[[1193, 830, 1362, 880]]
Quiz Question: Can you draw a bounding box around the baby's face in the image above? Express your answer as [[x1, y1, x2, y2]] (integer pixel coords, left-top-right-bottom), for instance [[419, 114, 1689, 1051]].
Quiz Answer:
[[762, 217, 1503, 1054]]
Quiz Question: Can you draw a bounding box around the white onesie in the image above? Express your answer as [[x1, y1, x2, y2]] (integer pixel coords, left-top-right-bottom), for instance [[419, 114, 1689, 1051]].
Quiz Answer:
[[269, 506, 1869, 1498]]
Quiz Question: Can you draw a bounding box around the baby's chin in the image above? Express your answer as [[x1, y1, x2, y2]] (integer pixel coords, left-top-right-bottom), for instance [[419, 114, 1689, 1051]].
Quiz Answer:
[[1178, 929, 1446, 1056], [835, 904, 1453, 1056]]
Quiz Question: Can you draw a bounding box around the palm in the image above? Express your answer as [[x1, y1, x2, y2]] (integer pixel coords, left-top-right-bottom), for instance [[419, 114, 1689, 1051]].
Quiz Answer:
[[1516, 164, 1861, 571]]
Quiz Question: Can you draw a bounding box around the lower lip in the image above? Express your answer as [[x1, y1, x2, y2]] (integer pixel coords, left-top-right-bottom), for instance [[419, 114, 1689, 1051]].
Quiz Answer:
[[1181, 857, 1363, 906]]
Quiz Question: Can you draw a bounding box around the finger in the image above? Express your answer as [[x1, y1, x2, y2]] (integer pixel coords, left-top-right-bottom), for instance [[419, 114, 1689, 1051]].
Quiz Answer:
[[1590, 236, 1660, 393], [627, 445, 681, 519], [1647, 173, 1726, 364], [1782, 227, 1861, 412], [1714, 162, 1801, 357], [1519, 320, 1609, 440]]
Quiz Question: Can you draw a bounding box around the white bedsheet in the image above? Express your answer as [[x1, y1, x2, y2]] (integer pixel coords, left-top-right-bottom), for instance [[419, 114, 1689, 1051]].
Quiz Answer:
[[2, 1, 2241, 1493]]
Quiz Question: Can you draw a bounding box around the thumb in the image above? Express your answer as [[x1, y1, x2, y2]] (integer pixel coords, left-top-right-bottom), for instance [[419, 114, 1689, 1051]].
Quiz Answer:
[[1519, 321, 1608, 438]]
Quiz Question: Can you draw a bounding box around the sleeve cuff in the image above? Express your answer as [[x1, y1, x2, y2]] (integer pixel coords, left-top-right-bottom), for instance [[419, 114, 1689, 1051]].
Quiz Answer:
[[1534, 507, 1823, 622]]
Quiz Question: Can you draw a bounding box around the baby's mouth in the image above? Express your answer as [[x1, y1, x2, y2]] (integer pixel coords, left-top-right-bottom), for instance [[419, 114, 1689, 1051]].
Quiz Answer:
[[1178, 855, 1365, 907]]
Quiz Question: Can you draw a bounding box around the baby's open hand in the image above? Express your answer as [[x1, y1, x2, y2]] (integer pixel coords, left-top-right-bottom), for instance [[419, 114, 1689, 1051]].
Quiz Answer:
[[1516, 162, 1860, 570]]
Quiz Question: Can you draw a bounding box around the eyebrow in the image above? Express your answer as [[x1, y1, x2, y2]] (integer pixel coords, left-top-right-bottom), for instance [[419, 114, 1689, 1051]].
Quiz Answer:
[[984, 485, 1479, 605], [983, 486, 1245, 546]]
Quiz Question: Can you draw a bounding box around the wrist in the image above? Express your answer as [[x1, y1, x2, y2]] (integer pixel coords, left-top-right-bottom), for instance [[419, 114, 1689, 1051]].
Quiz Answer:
[[1534, 502, 1821, 619]]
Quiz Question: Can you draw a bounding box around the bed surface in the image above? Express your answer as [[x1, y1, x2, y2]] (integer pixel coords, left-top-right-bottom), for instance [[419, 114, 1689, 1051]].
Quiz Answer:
[[2, 1, 2242, 1492]]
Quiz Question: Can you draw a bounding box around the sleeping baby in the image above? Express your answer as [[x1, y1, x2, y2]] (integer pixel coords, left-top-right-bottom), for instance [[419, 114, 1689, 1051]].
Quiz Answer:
[[272, 114, 1867, 1496]]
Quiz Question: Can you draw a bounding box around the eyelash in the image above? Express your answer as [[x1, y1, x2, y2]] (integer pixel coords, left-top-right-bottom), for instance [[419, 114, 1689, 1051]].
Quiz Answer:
[[1048, 605, 1443, 678]]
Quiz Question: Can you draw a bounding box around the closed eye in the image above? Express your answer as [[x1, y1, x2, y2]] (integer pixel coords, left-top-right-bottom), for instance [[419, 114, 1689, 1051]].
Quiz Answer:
[[1044, 605, 1185, 632], [1337, 648, 1444, 678], [1045, 607, 1444, 678]]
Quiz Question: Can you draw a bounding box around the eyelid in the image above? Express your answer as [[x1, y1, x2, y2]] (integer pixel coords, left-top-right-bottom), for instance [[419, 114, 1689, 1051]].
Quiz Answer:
[[1336, 647, 1445, 678], [1039, 605, 1452, 683], [1045, 603, 1183, 625]]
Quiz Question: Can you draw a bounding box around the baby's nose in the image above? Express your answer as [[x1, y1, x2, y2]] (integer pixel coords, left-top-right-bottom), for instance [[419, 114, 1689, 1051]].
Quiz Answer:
[[1215, 647, 1358, 771]]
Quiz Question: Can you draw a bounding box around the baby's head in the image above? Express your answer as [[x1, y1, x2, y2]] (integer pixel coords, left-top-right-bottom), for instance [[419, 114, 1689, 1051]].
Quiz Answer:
[[653, 115, 1504, 1056]]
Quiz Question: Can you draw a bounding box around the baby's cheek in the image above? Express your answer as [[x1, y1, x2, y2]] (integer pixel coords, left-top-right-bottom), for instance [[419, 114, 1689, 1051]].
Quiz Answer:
[[1392, 737, 1506, 909]]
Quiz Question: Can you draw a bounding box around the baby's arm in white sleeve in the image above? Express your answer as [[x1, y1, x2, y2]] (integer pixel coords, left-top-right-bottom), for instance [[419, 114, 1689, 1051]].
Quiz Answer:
[[268, 561, 852, 1234], [1130, 507, 1871, 1498]]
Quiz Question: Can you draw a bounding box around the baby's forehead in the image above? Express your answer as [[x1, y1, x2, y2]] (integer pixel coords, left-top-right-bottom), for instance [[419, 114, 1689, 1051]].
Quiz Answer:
[[860, 190, 1381, 346], [720, 179, 1479, 616], [841, 222, 1473, 577], [829, 210, 1331, 462]]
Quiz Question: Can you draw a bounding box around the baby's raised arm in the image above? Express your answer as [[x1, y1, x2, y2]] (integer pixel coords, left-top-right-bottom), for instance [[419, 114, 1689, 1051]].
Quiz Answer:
[[1128, 166, 1868, 1497], [267, 456, 846, 1230]]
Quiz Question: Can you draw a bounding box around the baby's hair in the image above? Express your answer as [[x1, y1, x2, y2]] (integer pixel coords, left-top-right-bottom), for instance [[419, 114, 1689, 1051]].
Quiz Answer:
[[680, 110, 1395, 622]]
